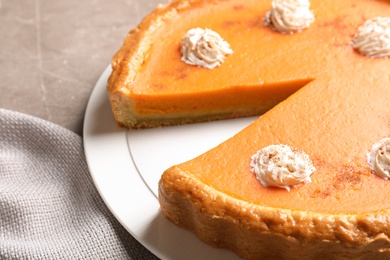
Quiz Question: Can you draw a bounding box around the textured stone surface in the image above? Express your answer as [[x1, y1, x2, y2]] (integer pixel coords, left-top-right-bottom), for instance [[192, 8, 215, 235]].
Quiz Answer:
[[0, 0, 164, 135]]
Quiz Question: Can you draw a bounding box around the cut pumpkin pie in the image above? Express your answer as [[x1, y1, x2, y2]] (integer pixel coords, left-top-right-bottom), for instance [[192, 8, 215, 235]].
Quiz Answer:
[[107, 0, 390, 258]]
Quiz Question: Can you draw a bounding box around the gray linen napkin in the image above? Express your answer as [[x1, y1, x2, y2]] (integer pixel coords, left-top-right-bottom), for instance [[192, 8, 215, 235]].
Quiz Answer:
[[0, 109, 158, 260]]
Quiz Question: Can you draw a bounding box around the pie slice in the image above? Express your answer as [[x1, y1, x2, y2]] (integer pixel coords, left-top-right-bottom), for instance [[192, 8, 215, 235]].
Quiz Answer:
[[107, 0, 383, 129], [159, 71, 390, 259], [155, 0, 390, 259]]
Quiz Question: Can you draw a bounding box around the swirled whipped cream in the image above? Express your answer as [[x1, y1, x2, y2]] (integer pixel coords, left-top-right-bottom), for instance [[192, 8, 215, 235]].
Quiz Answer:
[[250, 144, 316, 191], [264, 0, 315, 34], [181, 28, 233, 69], [367, 138, 390, 180], [352, 17, 390, 58]]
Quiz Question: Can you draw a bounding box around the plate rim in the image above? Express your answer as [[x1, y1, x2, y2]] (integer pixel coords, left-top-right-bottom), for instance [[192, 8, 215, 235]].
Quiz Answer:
[[83, 65, 243, 260]]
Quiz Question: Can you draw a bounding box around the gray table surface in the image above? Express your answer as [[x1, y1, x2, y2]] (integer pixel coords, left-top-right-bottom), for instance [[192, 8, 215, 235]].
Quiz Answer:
[[0, 0, 167, 258], [1, 0, 165, 136]]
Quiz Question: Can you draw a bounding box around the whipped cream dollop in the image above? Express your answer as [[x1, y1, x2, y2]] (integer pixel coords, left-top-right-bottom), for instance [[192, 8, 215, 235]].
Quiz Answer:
[[367, 138, 390, 180], [250, 144, 316, 191], [352, 17, 390, 58], [181, 28, 233, 69], [264, 0, 315, 34]]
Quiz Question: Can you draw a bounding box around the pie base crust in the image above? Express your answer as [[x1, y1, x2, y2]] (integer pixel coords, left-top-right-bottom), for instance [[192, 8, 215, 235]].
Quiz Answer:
[[159, 166, 390, 259]]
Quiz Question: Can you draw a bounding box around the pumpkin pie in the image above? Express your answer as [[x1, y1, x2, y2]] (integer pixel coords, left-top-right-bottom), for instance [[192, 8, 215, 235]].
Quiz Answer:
[[154, 0, 390, 259], [108, 0, 366, 129]]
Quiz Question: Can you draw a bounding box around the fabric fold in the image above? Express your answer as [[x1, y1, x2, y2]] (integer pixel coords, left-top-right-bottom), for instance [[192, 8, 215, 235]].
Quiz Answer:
[[0, 109, 157, 260]]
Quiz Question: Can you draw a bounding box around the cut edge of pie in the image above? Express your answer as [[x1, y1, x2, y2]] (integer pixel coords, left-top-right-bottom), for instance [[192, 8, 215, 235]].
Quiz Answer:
[[107, 0, 230, 129]]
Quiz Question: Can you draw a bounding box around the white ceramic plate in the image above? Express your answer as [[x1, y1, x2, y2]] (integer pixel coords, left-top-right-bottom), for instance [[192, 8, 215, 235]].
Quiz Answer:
[[83, 66, 257, 260]]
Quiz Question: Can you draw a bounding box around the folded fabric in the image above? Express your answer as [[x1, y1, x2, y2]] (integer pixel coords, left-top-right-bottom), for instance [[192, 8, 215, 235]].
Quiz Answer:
[[0, 109, 158, 260]]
